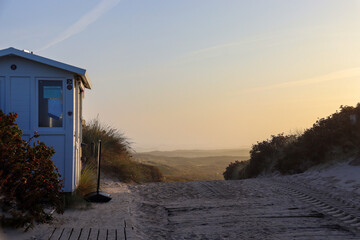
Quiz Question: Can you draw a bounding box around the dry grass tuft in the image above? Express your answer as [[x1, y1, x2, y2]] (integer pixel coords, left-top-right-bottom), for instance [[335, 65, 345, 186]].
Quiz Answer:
[[76, 164, 97, 196], [82, 117, 164, 183]]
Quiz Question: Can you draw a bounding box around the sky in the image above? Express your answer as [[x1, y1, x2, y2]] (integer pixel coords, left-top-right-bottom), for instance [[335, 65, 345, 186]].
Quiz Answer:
[[1, 0, 360, 151]]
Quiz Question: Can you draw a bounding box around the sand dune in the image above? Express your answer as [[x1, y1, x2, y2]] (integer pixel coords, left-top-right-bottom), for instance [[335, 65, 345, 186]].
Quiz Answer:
[[2, 162, 360, 239]]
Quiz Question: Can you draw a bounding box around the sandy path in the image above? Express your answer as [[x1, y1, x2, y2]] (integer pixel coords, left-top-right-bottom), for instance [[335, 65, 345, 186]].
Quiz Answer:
[[130, 177, 360, 239], [2, 163, 360, 240]]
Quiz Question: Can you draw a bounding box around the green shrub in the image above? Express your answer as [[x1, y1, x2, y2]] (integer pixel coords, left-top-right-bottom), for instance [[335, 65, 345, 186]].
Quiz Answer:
[[244, 134, 296, 178], [223, 161, 247, 180], [224, 103, 360, 179], [276, 104, 360, 174], [0, 110, 63, 229], [275, 144, 306, 174]]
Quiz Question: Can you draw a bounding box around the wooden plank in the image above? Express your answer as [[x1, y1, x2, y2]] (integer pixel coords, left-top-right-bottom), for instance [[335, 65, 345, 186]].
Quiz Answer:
[[48, 227, 133, 240], [107, 229, 116, 240], [88, 228, 99, 240], [78, 228, 91, 240], [47, 228, 57, 240], [49, 228, 64, 240], [98, 228, 107, 240], [69, 228, 82, 240], [60, 228, 73, 240]]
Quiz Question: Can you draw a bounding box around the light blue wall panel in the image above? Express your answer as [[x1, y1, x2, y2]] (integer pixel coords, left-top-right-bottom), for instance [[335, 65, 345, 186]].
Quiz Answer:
[[10, 77, 31, 133], [0, 76, 4, 111], [38, 135, 66, 180]]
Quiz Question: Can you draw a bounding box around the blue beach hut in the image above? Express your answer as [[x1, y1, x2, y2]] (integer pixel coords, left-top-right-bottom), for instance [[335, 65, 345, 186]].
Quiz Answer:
[[0, 47, 92, 192]]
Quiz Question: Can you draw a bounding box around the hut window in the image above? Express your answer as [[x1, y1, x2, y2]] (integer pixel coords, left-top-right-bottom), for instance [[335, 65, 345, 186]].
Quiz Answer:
[[38, 80, 63, 127]]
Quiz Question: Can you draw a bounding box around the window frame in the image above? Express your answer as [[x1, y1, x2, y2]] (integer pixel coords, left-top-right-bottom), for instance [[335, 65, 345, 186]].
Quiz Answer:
[[36, 78, 65, 131]]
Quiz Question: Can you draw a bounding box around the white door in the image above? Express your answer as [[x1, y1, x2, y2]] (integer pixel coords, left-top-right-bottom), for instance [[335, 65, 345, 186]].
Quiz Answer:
[[37, 79, 66, 181]]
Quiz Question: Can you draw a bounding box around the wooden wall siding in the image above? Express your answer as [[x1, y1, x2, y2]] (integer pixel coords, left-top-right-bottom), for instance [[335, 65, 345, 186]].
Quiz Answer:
[[0, 55, 79, 192], [0, 76, 4, 110], [10, 77, 31, 136]]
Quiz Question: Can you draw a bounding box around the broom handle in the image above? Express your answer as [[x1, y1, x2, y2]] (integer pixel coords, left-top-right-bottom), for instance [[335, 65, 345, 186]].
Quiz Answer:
[[97, 140, 102, 194]]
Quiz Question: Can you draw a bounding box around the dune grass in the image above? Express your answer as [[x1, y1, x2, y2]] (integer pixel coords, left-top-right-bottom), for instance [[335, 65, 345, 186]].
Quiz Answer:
[[82, 118, 163, 183], [76, 164, 97, 197]]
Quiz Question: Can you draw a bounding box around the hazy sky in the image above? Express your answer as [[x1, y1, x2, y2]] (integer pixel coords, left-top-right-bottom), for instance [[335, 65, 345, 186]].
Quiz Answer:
[[1, 0, 360, 151]]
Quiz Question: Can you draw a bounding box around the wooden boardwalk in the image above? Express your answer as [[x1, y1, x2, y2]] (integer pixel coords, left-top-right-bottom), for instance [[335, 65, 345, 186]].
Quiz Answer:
[[47, 220, 136, 240]]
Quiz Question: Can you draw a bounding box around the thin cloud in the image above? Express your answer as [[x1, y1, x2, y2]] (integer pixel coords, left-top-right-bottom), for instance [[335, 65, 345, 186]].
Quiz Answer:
[[182, 29, 301, 59], [181, 26, 347, 61], [245, 67, 360, 93], [37, 0, 121, 52], [187, 36, 273, 57]]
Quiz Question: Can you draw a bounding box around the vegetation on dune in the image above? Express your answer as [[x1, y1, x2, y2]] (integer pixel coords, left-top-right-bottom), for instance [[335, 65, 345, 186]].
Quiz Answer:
[[224, 104, 360, 180], [62, 164, 96, 209], [75, 164, 97, 197], [82, 118, 163, 184], [0, 110, 63, 229]]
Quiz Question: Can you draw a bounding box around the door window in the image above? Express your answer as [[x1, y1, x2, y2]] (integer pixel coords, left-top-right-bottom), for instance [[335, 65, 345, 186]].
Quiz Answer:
[[38, 80, 63, 127]]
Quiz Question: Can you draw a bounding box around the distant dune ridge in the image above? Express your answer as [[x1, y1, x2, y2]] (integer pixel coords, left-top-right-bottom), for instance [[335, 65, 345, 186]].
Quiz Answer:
[[133, 148, 250, 182], [138, 148, 250, 158]]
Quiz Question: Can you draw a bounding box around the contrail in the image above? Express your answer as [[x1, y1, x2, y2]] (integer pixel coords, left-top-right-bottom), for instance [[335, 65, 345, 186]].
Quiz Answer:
[[244, 67, 360, 93], [37, 0, 121, 52]]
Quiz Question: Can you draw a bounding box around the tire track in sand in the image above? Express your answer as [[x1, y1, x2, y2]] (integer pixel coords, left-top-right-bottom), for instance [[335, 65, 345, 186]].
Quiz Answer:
[[273, 178, 360, 234], [131, 179, 360, 239]]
